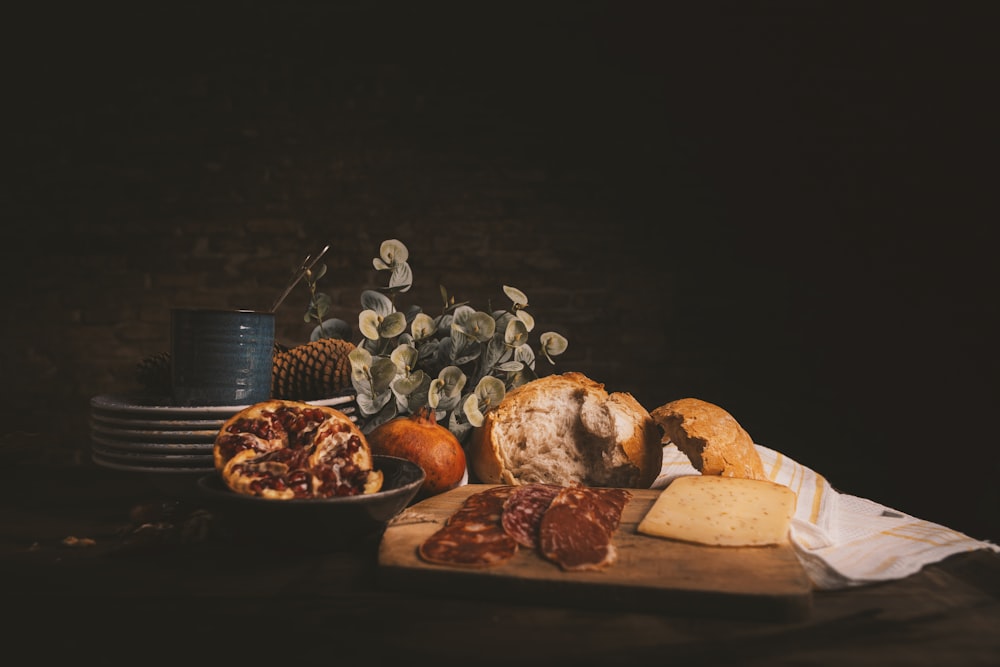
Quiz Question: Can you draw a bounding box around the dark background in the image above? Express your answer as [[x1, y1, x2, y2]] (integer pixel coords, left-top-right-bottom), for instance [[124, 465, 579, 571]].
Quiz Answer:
[[3, 2, 997, 540]]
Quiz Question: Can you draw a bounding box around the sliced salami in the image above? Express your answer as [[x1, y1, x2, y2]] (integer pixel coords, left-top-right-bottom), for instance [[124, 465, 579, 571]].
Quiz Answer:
[[501, 483, 562, 548], [539, 485, 632, 571], [418, 486, 518, 568]]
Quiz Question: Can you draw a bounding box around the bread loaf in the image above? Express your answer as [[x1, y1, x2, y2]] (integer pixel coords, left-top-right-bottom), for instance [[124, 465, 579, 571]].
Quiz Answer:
[[650, 397, 767, 480], [467, 372, 663, 488]]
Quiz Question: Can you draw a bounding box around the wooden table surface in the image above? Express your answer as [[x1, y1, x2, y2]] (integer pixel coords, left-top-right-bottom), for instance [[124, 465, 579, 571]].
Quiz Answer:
[[3, 454, 998, 666]]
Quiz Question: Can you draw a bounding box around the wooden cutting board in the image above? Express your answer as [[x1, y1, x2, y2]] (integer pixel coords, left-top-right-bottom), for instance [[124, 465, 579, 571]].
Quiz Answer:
[[377, 484, 813, 621]]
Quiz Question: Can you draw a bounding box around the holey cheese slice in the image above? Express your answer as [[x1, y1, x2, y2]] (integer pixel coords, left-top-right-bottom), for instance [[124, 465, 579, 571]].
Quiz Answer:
[[638, 475, 797, 547]]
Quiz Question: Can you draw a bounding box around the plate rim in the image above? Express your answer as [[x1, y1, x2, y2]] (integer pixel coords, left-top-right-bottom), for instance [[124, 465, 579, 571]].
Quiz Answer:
[[90, 392, 356, 418], [89, 411, 225, 430], [90, 432, 215, 453], [91, 451, 215, 474], [91, 442, 214, 463], [89, 420, 220, 441]]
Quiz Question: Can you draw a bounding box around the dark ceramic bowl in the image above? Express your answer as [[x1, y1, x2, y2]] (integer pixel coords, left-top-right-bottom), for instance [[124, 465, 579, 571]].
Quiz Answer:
[[196, 455, 425, 548]]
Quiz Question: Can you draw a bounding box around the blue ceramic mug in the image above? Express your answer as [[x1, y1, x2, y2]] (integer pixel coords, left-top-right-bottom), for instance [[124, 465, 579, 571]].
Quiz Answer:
[[170, 308, 275, 406]]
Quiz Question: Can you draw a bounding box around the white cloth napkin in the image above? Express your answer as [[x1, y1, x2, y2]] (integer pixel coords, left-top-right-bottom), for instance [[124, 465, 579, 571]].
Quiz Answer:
[[652, 443, 999, 590]]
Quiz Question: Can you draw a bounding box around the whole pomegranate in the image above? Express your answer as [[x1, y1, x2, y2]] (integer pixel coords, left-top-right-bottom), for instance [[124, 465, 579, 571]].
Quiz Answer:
[[366, 406, 467, 498]]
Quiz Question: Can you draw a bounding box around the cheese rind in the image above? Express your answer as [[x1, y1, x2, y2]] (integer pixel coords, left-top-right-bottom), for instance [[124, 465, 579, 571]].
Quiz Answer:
[[637, 475, 797, 547]]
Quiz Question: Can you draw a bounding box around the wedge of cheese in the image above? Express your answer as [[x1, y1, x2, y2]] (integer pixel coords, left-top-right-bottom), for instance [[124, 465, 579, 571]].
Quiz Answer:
[[638, 475, 797, 547]]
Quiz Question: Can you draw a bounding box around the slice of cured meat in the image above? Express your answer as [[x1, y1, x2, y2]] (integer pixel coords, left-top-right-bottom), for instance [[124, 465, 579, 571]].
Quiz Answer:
[[501, 483, 562, 548], [539, 485, 632, 571], [418, 486, 518, 568]]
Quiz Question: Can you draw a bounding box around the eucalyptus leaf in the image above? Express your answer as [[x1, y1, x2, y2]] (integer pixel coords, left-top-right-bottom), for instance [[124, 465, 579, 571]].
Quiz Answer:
[[369, 356, 400, 394], [436, 313, 453, 335], [411, 312, 436, 340], [450, 326, 472, 354], [514, 343, 536, 369], [390, 343, 419, 373], [356, 389, 394, 418], [358, 310, 381, 341], [379, 238, 409, 266], [429, 371, 465, 413], [510, 366, 538, 388], [312, 292, 332, 309], [360, 289, 394, 315], [350, 368, 370, 395], [403, 304, 423, 323], [389, 261, 413, 291], [311, 317, 350, 341], [463, 392, 485, 427], [349, 346, 373, 367], [378, 311, 407, 338], [428, 378, 444, 408], [348, 347, 374, 391], [503, 285, 528, 307], [391, 370, 430, 412], [492, 309, 514, 329], [437, 366, 467, 398], [450, 305, 476, 330], [417, 337, 440, 360], [360, 336, 380, 355], [515, 309, 535, 332], [434, 391, 463, 414], [496, 360, 524, 372], [504, 318, 529, 347], [433, 337, 454, 368], [482, 334, 509, 370], [449, 416, 474, 444], [475, 375, 506, 408], [451, 340, 482, 366], [452, 310, 496, 343], [392, 369, 429, 397], [540, 331, 569, 360]]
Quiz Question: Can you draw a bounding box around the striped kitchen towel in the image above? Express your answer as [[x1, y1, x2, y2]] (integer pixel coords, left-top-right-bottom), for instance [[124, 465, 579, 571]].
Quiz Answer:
[[652, 443, 999, 590]]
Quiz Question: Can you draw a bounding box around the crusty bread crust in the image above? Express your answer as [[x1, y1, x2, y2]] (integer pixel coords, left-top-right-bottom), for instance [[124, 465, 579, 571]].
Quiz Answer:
[[606, 391, 664, 488], [650, 397, 767, 480], [467, 372, 663, 488]]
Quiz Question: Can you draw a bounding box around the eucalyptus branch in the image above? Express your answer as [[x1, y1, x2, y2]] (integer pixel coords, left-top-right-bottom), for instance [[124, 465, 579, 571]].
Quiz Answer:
[[340, 239, 568, 442]]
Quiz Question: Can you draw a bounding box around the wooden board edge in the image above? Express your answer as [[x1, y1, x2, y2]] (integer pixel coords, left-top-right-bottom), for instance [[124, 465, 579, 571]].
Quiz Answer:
[[376, 561, 813, 622]]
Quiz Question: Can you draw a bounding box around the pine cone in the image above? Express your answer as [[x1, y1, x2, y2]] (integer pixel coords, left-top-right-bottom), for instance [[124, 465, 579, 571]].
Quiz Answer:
[[271, 338, 356, 400]]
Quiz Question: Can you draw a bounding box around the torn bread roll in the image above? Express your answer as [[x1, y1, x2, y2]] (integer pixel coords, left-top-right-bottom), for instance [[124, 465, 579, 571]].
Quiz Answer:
[[467, 372, 663, 488], [650, 397, 767, 480]]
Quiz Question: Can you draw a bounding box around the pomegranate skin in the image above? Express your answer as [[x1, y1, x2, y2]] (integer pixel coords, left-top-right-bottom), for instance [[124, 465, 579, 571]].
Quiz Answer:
[[366, 407, 467, 498]]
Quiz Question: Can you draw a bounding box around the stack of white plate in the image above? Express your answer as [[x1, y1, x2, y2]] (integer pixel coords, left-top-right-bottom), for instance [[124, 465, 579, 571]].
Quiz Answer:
[[89, 393, 359, 482]]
